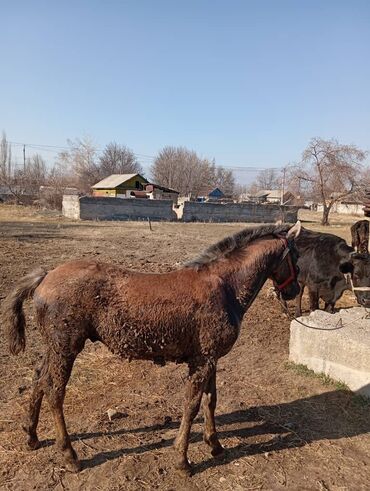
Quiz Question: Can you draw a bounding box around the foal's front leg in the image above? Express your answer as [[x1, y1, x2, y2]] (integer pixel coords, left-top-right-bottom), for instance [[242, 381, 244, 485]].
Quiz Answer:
[[174, 359, 214, 475], [202, 369, 224, 456]]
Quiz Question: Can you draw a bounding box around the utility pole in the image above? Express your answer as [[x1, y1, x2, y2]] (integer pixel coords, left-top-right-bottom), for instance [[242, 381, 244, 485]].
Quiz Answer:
[[23, 144, 26, 172], [281, 167, 286, 205], [7, 144, 12, 178]]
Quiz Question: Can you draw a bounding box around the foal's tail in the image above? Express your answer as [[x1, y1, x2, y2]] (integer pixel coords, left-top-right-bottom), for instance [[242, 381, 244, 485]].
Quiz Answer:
[[3, 269, 47, 355]]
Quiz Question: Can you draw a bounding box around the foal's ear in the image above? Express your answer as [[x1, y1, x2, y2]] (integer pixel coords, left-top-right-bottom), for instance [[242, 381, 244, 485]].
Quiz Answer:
[[286, 220, 302, 240]]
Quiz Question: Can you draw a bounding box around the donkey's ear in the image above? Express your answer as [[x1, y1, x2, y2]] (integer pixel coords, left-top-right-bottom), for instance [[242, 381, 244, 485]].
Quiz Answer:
[[286, 220, 302, 240]]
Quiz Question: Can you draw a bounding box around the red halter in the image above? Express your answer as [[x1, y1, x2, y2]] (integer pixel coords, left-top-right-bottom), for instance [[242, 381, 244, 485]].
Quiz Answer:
[[273, 238, 298, 291]]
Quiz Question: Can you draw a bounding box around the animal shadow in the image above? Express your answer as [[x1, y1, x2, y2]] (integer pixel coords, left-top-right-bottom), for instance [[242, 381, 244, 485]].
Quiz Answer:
[[66, 387, 369, 473]]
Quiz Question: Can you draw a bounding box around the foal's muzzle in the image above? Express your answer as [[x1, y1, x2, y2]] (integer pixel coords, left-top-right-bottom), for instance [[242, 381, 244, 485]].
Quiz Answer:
[[280, 282, 301, 301]]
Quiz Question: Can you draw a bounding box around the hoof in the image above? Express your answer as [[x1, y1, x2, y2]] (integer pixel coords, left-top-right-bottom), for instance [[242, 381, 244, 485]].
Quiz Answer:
[[66, 458, 82, 473], [204, 435, 224, 457], [61, 446, 81, 472], [211, 444, 225, 457], [174, 459, 192, 477], [27, 438, 41, 450], [23, 427, 41, 451]]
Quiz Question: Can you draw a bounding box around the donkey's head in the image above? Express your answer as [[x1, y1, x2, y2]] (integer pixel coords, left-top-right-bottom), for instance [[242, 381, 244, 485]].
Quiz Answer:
[[339, 252, 370, 307], [270, 221, 301, 301]]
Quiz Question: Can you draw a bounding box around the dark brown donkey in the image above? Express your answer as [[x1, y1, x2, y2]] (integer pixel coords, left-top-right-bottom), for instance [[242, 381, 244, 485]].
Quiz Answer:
[[3, 222, 301, 475], [351, 219, 369, 254]]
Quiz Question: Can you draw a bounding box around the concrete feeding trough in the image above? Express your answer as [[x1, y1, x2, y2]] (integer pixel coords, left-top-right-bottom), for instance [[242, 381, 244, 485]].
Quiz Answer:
[[289, 308, 370, 397]]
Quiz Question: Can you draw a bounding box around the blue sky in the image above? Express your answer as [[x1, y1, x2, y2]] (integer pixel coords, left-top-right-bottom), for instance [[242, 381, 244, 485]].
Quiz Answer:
[[1, 0, 370, 183]]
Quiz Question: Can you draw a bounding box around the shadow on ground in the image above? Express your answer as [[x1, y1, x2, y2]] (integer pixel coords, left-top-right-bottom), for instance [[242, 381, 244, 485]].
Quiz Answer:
[[33, 388, 369, 474]]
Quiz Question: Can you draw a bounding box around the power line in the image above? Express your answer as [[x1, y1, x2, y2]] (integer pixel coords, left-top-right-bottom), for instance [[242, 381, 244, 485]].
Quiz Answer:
[[9, 141, 153, 160], [8, 140, 284, 172], [220, 165, 283, 172], [9, 141, 70, 150]]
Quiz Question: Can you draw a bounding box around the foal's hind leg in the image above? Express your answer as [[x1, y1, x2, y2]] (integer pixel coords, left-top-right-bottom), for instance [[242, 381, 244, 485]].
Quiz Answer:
[[174, 359, 214, 475], [202, 369, 224, 457], [23, 356, 48, 450], [43, 350, 81, 472]]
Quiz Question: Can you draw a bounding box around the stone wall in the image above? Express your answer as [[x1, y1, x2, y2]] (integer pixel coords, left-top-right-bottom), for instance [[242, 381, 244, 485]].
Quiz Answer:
[[182, 201, 299, 223], [62, 195, 177, 221], [289, 308, 370, 397], [63, 195, 299, 223], [62, 195, 80, 219]]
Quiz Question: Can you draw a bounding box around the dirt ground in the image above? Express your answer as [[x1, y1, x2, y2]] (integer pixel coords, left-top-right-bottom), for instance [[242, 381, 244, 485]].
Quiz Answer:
[[0, 205, 369, 491]]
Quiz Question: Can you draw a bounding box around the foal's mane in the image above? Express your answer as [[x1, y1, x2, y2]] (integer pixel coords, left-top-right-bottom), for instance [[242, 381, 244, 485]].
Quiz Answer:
[[185, 223, 290, 270]]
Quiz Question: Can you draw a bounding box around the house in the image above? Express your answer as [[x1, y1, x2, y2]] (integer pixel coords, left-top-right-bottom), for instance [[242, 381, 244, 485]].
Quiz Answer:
[[303, 197, 318, 210], [317, 199, 364, 216], [145, 184, 179, 204], [249, 189, 296, 205], [91, 174, 149, 198], [336, 200, 364, 215], [196, 187, 225, 202]]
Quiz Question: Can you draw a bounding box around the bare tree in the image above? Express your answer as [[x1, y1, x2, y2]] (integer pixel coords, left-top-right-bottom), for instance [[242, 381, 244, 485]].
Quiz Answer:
[[98, 142, 142, 177], [8, 152, 49, 204], [15, 154, 47, 195], [44, 160, 77, 209], [151, 148, 236, 197], [284, 166, 304, 197], [56, 137, 98, 194], [255, 168, 280, 190], [208, 160, 235, 195], [233, 183, 250, 201], [0, 132, 22, 200], [246, 168, 281, 196], [0, 131, 12, 179], [292, 137, 367, 225], [1, 134, 47, 202], [359, 166, 370, 188], [245, 182, 259, 195], [151, 146, 178, 190], [151, 146, 212, 196]]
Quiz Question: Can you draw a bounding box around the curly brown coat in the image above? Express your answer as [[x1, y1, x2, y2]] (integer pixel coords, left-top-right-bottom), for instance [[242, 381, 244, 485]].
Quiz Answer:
[[2, 222, 301, 475]]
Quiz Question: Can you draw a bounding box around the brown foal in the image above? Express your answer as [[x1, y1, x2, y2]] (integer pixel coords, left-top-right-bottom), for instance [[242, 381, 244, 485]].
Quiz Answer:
[[3, 221, 301, 474]]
